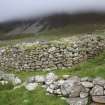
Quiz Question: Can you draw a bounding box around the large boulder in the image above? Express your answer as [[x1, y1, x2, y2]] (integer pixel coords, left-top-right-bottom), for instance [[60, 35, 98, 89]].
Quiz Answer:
[[90, 85, 104, 96], [61, 76, 85, 97]]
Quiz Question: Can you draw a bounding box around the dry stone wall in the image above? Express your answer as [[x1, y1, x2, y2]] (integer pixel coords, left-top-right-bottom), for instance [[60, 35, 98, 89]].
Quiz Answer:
[[0, 35, 105, 71], [45, 74, 105, 105], [1, 71, 105, 104], [25, 73, 105, 105]]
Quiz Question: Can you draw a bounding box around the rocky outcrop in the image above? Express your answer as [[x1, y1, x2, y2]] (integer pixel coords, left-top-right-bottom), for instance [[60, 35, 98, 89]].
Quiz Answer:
[[6, 20, 45, 36], [0, 35, 105, 71]]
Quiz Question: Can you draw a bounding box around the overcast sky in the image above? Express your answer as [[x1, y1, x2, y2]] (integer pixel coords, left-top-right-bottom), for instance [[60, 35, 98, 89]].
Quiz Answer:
[[0, 0, 105, 22]]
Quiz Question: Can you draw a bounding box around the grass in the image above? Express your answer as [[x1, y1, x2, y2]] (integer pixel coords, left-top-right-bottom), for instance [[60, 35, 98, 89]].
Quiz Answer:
[[0, 83, 13, 91], [12, 50, 105, 80], [0, 22, 105, 47], [0, 87, 67, 105], [1, 22, 105, 105], [2, 51, 105, 105]]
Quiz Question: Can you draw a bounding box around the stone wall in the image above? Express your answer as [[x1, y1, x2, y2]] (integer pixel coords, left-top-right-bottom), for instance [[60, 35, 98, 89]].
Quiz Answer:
[[0, 35, 105, 71], [25, 73, 105, 105], [1, 71, 105, 105]]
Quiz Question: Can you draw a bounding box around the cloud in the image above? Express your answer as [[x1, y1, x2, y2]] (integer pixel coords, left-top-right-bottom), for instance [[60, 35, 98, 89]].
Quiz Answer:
[[0, 0, 105, 22]]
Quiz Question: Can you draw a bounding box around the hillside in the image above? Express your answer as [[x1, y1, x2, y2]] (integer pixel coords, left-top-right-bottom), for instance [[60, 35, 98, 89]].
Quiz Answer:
[[1, 13, 105, 40], [1, 13, 105, 105]]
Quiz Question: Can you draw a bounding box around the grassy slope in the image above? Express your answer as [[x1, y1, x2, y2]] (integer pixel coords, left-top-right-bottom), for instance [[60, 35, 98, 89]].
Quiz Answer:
[[0, 87, 67, 105], [1, 51, 105, 105], [13, 50, 105, 80], [1, 22, 105, 47], [1, 23, 105, 105]]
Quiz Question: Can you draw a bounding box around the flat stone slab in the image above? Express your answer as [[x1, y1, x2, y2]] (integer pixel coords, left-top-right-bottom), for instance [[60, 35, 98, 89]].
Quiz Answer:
[[66, 97, 88, 105], [91, 103, 105, 105], [92, 96, 105, 104], [81, 81, 93, 88]]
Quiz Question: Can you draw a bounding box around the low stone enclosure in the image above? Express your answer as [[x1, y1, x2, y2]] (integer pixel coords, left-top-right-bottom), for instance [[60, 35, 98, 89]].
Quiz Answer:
[[0, 35, 105, 71], [1, 71, 105, 105]]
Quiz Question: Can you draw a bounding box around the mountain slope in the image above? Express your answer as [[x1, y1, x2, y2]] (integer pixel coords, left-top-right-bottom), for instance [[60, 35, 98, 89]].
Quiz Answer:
[[1, 13, 105, 41]]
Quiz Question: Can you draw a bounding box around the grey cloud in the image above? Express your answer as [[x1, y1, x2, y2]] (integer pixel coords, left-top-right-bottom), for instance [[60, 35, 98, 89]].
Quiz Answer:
[[0, 0, 105, 22]]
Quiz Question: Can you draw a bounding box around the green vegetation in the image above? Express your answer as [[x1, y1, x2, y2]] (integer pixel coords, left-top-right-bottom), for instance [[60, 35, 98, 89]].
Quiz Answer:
[[0, 82, 13, 91], [1, 22, 105, 105], [1, 50, 105, 105], [0, 22, 105, 47], [12, 50, 105, 80], [0, 87, 67, 105]]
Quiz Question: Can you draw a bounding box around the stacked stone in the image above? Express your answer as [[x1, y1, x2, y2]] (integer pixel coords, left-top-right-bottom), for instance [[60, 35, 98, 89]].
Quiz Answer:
[[25, 73, 105, 105], [48, 75, 105, 105], [0, 35, 105, 71], [1, 71, 105, 105], [79, 35, 105, 59], [91, 77, 105, 104]]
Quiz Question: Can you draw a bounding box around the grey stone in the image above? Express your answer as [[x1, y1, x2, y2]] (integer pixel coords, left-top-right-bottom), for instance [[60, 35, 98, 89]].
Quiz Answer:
[[53, 89, 61, 95], [27, 76, 35, 83], [12, 77, 22, 85], [0, 73, 21, 86], [93, 77, 105, 86], [92, 96, 105, 104], [90, 85, 104, 96], [61, 76, 83, 97], [90, 103, 105, 105], [25, 83, 38, 91], [45, 72, 58, 85], [57, 80, 65, 86], [80, 92, 89, 98], [46, 87, 53, 94], [81, 81, 93, 88], [3, 74, 15, 81], [48, 47, 56, 52], [66, 97, 88, 105], [69, 85, 84, 97], [49, 84, 56, 90], [35, 75, 45, 83]]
